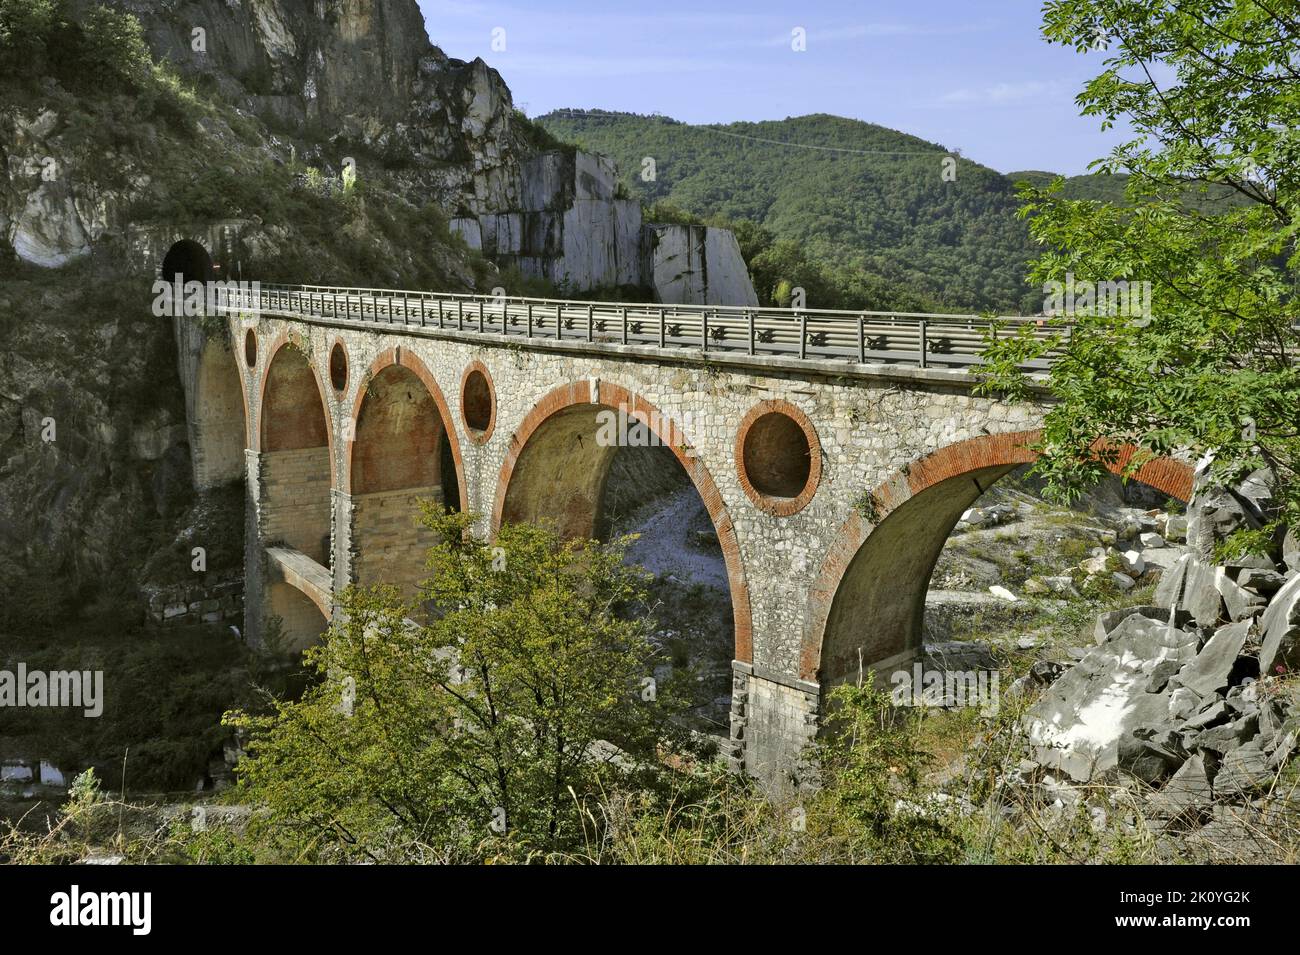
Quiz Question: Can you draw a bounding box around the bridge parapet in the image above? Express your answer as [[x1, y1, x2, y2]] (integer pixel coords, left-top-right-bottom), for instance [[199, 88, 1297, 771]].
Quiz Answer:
[[214, 283, 1064, 380]]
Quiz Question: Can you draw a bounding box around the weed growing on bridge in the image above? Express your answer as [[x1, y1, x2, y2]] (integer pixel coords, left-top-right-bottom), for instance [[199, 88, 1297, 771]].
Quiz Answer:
[[851, 489, 881, 524]]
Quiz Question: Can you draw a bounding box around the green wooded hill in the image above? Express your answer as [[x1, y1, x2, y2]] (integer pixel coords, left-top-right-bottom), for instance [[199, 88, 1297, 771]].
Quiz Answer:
[[537, 110, 1139, 314]]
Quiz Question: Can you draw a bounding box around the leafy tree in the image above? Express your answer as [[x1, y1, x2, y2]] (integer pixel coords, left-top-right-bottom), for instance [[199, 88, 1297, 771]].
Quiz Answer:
[[0, 0, 58, 69], [814, 678, 964, 863], [980, 0, 1300, 551], [79, 4, 153, 91], [226, 511, 699, 862]]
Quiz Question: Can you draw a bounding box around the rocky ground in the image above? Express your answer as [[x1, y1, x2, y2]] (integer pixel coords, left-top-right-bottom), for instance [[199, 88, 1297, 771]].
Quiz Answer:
[[904, 467, 1300, 862]]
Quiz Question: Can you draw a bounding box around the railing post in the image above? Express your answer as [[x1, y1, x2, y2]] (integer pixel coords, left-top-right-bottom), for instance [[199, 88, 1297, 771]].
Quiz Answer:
[[919, 319, 929, 368], [587, 304, 594, 342], [437, 300, 444, 330], [659, 308, 666, 349], [622, 306, 628, 345], [701, 310, 708, 354], [527, 303, 533, 339], [858, 315, 866, 363], [458, 300, 464, 331], [556, 303, 562, 340], [748, 311, 756, 355], [799, 312, 807, 360], [479, 300, 485, 333]]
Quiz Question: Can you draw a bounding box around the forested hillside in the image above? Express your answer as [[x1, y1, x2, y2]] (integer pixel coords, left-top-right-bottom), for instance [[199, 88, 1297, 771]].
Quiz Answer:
[[538, 110, 1048, 313]]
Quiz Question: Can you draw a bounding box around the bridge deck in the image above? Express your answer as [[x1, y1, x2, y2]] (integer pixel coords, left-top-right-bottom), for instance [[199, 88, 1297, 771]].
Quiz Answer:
[[214, 283, 1066, 377]]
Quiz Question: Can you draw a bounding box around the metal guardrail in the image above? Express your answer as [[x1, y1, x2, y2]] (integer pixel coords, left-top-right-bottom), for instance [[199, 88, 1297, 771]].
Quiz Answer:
[[213, 283, 1065, 372]]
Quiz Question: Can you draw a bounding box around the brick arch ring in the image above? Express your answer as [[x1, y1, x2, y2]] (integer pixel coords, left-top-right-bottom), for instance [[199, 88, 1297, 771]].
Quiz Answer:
[[459, 359, 497, 445], [344, 346, 468, 508], [734, 398, 823, 516], [798, 429, 1194, 682], [491, 380, 755, 664], [251, 328, 339, 489]]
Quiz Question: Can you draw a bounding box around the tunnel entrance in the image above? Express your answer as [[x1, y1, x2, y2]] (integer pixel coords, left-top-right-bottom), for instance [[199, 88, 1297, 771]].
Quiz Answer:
[[161, 239, 214, 284]]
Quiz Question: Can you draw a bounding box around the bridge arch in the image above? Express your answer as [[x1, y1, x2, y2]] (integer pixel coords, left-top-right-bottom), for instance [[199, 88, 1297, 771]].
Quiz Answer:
[[346, 348, 466, 596], [801, 430, 1193, 685], [256, 335, 336, 557], [266, 582, 330, 654], [492, 381, 754, 663]]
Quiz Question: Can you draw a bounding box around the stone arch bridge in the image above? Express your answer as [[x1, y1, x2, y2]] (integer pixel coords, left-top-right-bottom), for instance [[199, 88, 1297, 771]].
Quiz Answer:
[[171, 262, 1192, 784]]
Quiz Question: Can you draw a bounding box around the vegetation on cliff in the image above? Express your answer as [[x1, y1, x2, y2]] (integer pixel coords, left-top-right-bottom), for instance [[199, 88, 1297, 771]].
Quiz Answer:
[[537, 110, 1047, 313]]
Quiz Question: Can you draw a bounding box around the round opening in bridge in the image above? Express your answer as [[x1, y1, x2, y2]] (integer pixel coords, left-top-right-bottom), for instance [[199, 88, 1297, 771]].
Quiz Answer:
[[460, 363, 495, 443], [329, 342, 348, 393], [160, 239, 213, 285], [735, 401, 821, 516], [244, 329, 258, 369]]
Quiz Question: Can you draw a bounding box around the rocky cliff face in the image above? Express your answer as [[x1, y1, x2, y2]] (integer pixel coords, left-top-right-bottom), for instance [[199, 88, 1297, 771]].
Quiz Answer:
[[4, 0, 757, 302], [645, 224, 759, 307], [107, 0, 527, 216], [451, 153, 758, 302]]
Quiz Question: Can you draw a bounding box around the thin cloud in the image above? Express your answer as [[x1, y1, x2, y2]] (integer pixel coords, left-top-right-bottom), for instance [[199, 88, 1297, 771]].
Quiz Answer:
[[494, 54, 719, 78], [937, 80, 1067, 106]]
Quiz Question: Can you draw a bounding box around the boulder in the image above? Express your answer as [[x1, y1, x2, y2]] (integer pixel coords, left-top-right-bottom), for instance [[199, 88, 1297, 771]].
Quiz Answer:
[[1187, 486, 1264, 561], [1217, 572, 1267, 621], [988, 585, 1019, 602], [1147, 753, 1213, 820], [1186, 715, 1257, 755], [1145, 659, 1182, 694], [1139, 532, 1166, 549], [1180, 560, 1225, 628], [1118, 550, 1145, 575], [1236, 567, 1286, 595], [1154, 553, 1191, 607], [1120, 724, 1186, 782], [1182, 699, 1228, 734], [1093, 605, 1190, 646], [1025, 614, 1199, 782], [1167, 686, 1201, 721], [1175, 620, 1251, 698], [1163, 514, 1189, 543], [1212, 744, 1272, 797], [1258, 573, 1300, 675], [1081, 555, 1109, 575], [1265, 715, 1300, 769], [1006, 659, 1068, 703]]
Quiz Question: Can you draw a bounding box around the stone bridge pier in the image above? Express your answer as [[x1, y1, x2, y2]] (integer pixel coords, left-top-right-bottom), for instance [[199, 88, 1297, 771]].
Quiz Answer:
[[173, 274, 1193, 786]]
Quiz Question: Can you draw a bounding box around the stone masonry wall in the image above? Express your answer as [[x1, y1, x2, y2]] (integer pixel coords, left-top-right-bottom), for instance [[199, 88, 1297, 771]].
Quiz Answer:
[[260, 446, 332, 564], [351, 486, 443, 598]]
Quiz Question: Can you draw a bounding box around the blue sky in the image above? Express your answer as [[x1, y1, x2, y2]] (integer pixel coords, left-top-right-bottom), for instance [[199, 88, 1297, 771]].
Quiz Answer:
[[417, 0, 1128, 175]]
